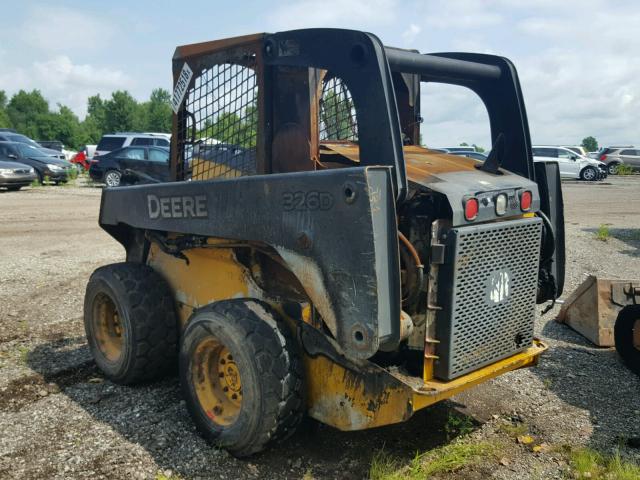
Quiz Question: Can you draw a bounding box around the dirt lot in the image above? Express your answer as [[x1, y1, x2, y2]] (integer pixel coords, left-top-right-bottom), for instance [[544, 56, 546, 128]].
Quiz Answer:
[[1, 176, 639, 479]]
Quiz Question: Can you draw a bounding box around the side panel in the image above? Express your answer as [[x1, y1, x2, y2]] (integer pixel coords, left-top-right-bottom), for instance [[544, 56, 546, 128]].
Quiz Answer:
[[99, 167, 401, 360]]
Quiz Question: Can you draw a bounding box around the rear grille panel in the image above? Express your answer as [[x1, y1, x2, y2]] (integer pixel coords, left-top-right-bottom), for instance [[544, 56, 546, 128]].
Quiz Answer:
[[434, 217, 542, 380]]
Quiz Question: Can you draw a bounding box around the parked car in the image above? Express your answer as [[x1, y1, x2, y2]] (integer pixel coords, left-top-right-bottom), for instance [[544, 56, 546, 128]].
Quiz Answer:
[[599, 147, 640, 174], [436, 146, 476, 153], [95, 133, 170, 157], [0, 132, 65, 159], [563, 146, 589, 157], [448, 150, 488, 161], [0, 159, 37, 190], [89, 146, 170, 187], [0, 141, 72, 184], [532, 145, 606, 181]]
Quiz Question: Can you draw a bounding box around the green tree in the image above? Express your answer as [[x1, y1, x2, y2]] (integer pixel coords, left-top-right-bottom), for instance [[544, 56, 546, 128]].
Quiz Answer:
[[581, 136, 598, 152], [0, 91, 10, 128], [144, 88, 172, 132], [103, 90, 140, 133], [6, 90, 49, 138]]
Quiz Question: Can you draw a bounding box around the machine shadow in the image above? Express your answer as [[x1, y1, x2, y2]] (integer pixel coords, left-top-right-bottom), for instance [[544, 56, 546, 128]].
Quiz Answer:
[[536, 320, 640, 452], [27, 338, 474, 478]]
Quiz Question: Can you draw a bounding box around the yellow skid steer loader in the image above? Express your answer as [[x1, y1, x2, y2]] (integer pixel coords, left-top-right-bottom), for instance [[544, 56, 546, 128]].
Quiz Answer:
[[84, 29, 565, 456]]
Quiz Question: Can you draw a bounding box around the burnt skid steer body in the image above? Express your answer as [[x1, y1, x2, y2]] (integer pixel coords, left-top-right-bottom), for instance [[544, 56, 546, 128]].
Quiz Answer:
[[84, 29, 566, 456]]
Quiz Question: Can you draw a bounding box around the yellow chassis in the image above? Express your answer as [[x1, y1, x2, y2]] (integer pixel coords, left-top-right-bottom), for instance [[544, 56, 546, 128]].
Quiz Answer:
[[148, 242, 547, 431]]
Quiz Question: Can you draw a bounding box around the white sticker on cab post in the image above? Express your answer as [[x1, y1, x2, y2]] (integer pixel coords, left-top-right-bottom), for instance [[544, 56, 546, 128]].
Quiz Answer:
[[171, 62, 193, 114]]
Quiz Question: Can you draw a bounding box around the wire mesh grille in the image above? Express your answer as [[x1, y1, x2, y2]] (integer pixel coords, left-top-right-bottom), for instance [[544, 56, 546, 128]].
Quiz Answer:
[[436, 218, 542, 380], [179, 62, 258, 180], [319, 76, 358, 142]]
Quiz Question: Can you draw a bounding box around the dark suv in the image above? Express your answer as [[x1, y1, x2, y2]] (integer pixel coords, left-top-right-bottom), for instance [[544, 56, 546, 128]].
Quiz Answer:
[[0, 141, 72, 184], [89, 146, 170, 187]]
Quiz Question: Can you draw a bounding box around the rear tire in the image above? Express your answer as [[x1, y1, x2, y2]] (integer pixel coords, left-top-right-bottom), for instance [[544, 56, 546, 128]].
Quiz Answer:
[[608, 162, 620, 175], [84, 262, 178, 384], [614, 305, 640, 377], [580, 166, 597, 181], [180, 299, 304, 457], [105, 170, 121, 187]]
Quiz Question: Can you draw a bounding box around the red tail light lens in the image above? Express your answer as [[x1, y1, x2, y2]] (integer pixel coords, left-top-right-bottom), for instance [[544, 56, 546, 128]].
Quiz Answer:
[[520, 190, 532, 211], [600, 154, 607, 161], [464, 198, 479, 221]]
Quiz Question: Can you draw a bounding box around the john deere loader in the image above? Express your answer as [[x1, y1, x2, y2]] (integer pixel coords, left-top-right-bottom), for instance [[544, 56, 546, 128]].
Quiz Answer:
[[84, 28, 565, 456]]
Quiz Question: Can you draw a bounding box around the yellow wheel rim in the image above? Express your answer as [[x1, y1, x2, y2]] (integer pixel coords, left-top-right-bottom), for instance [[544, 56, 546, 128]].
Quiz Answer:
[[92, 293, 124, 362], [192, 337, 242, 426]]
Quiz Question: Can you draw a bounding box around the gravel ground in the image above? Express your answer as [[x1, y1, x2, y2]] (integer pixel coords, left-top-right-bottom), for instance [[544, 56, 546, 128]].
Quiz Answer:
[[0, 176, 639, 479]]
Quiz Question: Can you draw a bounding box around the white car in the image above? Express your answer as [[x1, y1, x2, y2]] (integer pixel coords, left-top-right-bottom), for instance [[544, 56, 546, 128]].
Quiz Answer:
[[532, 145, 606, 181], [95, 133, 170, 157]]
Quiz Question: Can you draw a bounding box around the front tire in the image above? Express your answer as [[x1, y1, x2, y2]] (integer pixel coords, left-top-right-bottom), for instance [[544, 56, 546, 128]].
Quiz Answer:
[[608, 162, 620, 175], [84, 262, 178, 384], [614, 306, 640, 376], [105, 170, 121, 187], [580, 166, 597, 181], [180, 300, 304, 457]]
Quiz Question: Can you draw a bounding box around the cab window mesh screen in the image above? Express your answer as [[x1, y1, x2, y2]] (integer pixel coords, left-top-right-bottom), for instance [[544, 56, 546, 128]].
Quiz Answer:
[[180, 62, 258, 180], [319, 77, 358, 142]]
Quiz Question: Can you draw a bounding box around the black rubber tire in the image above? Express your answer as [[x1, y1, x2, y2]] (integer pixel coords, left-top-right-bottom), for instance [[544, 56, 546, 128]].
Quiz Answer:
[[180, 299, 304, 457], [580, 166, 597, 181], [84, 262, 178, 384], [614, 306, 640, 377], [104, 170, 121, 187], [608, 162, 620, 175], [7, 186, 22, 191]]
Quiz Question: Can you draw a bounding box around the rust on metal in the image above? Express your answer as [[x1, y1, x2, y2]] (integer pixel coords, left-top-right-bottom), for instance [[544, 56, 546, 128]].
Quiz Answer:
[[558, 276, 640, 346]]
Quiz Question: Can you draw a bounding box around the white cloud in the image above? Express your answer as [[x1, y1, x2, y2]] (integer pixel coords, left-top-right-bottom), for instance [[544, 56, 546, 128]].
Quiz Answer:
[[0, 56, 132, 118], [267, 0, 398, 30], [20, 5, 115, 53], [401, 24, 421, 45]]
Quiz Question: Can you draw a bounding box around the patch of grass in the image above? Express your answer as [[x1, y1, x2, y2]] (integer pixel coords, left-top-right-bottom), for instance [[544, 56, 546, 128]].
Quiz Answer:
[[616, 164, 634, 176], [16, 345, 30, 364], [370, 440, 498, 480], [43, 174, 51, 185], [444, 412, 475, 440], [498, 421, 529, 438], [543, 377, 554, 389], [595, 224, 610, 242], [30, 178, 41, 187], [568, 447, 640, 479], [302, 469, 315, 480], [155, 473, 182, 480]]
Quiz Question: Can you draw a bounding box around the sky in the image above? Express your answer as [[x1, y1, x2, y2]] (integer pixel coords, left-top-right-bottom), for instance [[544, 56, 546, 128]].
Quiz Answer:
[[0, 0, 639, 149]]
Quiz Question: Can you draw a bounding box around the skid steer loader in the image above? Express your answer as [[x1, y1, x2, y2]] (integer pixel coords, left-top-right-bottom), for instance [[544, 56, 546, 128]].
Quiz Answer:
[[84, 28, 565, 456]]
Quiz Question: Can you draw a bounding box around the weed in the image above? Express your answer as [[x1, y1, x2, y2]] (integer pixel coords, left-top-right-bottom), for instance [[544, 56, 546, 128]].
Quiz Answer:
[[43, 175, 50, 185], [16, 345, 30, 364], [370, 440, 498, 480], [155, 473, 182, 480], [543, 377, 553, 389], [568, 447, 640, 479], [616, 164, 634, 176], [30, 178, 41, 187], [595, 224, 610, 242], [302, 468, 315, 480], [444, 412, 475, 440], [498, 421, 529, 438]]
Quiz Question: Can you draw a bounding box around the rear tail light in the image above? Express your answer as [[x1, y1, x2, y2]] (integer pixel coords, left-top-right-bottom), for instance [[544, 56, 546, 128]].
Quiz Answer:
[[520, 190, 532, 211], [464, 197, 479, 221], [600, 154, 607, 161], [90, 159, 99, 164]]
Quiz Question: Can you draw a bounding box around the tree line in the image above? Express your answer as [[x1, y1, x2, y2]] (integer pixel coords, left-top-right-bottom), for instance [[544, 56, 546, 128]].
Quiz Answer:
[[0, 88, 172, 150]]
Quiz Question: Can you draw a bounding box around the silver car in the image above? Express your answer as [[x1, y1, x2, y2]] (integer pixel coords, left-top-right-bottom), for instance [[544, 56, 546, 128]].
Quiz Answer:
[[599, 147, 640, 174]]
